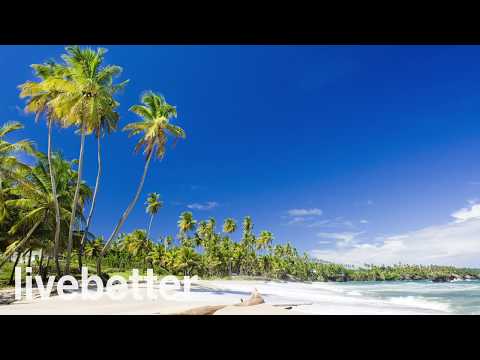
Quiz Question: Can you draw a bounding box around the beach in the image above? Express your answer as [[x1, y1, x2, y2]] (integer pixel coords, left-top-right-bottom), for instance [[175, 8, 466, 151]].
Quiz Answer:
[[2, 279, 477, 315]]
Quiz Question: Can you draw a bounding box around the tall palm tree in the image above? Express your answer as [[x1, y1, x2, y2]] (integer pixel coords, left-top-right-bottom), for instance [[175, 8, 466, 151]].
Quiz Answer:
[[177, 211, 196, 246], [222, 218, 236, 276], [145, 192, 162, 240], [97, 91, 185, 274], [78, 97, 121, 271], [19, 60, 67, 275], [47, 45, 127, 274]]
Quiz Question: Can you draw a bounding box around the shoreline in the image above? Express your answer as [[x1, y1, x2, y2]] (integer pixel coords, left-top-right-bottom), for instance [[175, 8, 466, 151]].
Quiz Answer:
[[0, 278, 469, 315]]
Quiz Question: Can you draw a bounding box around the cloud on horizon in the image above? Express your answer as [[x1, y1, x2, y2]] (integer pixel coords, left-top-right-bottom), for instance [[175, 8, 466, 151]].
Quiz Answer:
[[284, 208, 323, 225], [308, 217, 354, 228], [317, 231, 364, 248], [451, 202, 480, 223], [310, 202, 480, 268], [187, 201, 219, 211], [287, 208, 323, 217]]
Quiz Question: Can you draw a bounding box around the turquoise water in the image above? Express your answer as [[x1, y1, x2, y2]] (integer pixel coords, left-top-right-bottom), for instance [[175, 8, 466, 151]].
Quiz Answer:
[[331, 280, 480, 314]]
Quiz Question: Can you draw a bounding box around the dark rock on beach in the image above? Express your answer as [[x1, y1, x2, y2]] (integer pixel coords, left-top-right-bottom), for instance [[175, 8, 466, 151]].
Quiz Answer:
[[431, 275, 450, 282]]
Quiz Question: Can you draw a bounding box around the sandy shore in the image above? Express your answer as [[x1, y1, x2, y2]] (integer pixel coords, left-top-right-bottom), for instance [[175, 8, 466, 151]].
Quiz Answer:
[[0, 279, 449, 315]]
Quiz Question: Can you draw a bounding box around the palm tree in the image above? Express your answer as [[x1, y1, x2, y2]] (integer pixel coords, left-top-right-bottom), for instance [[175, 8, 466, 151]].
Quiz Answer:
[[84, 237, 104, 259], [148, 243, 167, 273], [0, 154, 92, 269], [145, 192, 162, 240], [97, 91, 185, 274], [163, 235, 173, 252], [221, 218, 236, 276], [177, 211, 196, 246], [78, 97, 121, 271], [47, 45, 127, 274], [119, 229, 153, 271], [174, 246, 200, 276], [196, 220, 208, 242], [257, 230, 274, 251], [223, 218, 237, 234], [19, 60, 67, 275], [0, 121, 35, 222]]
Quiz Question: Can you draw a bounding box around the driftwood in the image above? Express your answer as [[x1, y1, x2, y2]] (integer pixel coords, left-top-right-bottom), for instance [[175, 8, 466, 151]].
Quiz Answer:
[[173, 288, 265, 315], [235, 288, 265, 307], [173, 304, 228, 315]]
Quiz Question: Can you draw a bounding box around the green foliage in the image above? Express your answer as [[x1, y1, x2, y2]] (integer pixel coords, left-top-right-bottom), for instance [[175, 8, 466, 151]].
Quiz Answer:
[[81, 213, 480, 281]]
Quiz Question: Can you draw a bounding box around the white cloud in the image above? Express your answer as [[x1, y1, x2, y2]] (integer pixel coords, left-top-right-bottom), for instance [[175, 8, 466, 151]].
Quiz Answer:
[[317, 231, 364, 248], [451, 202, 480, 223], [287, 216, 311, 225], [287, 208, 323, 217], [359, 219, 369, 224], [317, 240, 334, 245], [187, 201, 219, 211], [308, 217, 354, 228], [311, 202, 480, 267]]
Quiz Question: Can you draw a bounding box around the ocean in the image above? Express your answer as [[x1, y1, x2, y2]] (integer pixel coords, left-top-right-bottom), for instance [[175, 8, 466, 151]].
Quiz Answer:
[[306, 280, 480, 314], [206, 279, 480, 314]]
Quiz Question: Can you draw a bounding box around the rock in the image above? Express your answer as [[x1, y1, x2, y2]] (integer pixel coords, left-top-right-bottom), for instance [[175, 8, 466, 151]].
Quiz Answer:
[[450, 274, 462, 280], [432, 275, 450, 283]]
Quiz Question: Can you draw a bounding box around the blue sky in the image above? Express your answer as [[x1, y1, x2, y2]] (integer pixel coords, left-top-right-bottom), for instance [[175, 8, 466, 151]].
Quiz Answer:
[[2, 45, 480, 267]]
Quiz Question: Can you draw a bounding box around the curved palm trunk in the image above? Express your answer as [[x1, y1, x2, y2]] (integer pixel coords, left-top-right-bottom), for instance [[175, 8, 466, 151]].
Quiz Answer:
[[0, 218, 43, 269], [78, 136, 102, 272], [38, 248, 44, 275], [47, 118, 62, 277], [65, 122, 87, 274], [0, 176, 4, 221], [8, 251, 22, 285], [146, 214, 154, 240], [97, 151, 153, 275], [27, 248, 32, 267]]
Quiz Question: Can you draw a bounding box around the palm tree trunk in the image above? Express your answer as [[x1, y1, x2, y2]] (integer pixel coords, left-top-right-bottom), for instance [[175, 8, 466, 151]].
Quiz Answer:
[[65, 122, 87, 274], [38, 248, 44, 275], [97, 150, 153, 274], [78, 136, 102, 272], [47, 118, 62, 277], [146, 214, 154, 240], [27, 248, 32, 267], [8, 251, 22, 285], [43, 253, 51, 281], [0, 176, 4, 221], [0, 218, 43, 269]]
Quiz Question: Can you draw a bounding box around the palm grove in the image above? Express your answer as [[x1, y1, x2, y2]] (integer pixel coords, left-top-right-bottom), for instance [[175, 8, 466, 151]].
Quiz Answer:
[[1, 46, 479, 287]]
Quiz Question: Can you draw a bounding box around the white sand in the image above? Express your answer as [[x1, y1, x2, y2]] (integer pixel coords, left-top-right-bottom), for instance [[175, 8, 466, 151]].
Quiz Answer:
[[0, 279, 449, 315]]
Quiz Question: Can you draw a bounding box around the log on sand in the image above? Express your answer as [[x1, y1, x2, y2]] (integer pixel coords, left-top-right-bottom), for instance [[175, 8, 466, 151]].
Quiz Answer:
[[173, 288, 266, 315]]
